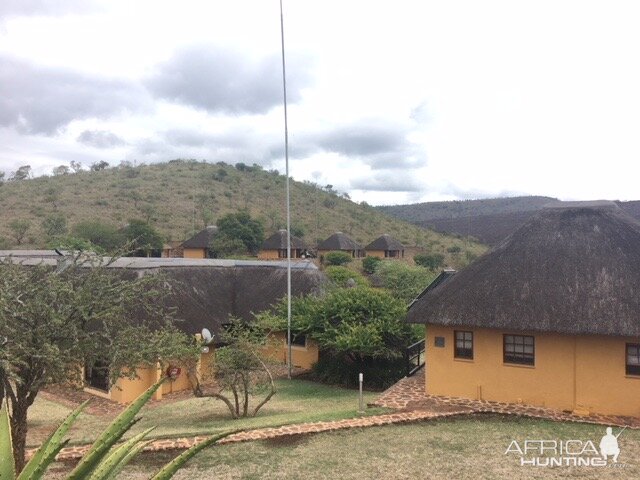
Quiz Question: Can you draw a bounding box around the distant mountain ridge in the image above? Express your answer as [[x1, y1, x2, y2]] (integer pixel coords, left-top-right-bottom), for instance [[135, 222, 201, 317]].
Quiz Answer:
[[379, 196, 640, 245]]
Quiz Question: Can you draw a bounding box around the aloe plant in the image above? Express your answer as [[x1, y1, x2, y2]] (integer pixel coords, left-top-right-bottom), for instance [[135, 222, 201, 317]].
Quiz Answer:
[[0, 379, 232, 479]]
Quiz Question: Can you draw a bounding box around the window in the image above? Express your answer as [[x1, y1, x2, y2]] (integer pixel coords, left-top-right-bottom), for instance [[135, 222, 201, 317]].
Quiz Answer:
[[626, 343, 640, 376], [85, 358, 109, 392], [503, 335, 535, 366], [287, 333, 306, 348], [454, 331, 473, 359]]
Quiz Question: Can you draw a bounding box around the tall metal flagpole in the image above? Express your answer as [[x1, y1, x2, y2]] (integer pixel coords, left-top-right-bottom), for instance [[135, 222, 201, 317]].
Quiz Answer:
[[279, 0, 292, 380]]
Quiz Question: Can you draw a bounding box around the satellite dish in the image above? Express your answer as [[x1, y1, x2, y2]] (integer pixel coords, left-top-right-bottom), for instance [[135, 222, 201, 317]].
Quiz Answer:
[[201, 328, 214, 345]]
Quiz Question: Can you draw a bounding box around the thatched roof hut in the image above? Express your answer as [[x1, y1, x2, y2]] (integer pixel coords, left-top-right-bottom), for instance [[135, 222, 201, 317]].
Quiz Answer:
[[317, 232, 363, 252], [407, 202, 640, 337], [182, 225, 218, 249], [365, 234, 404, 251], [0, 255, 325, 341], [261, 229, 306, 250]]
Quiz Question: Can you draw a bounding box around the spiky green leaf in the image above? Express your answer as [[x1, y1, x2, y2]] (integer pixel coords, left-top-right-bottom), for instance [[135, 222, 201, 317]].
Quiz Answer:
[[102, 439, 154, 480], [150, 431, 235, 480], [0, 399, 16, 480], [18, 400, 89, 480], [87, 427, 155, 480], [67, 379, 164, 480]]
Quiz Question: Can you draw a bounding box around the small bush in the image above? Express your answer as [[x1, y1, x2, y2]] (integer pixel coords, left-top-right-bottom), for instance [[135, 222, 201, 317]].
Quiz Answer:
[[324, 251, 352, 266], [447, 245, 462, 254], [325, 266, 368, 287], [312, 354, 406, 390], [414, 253, 445, 270], [362, 256, 382, 274]]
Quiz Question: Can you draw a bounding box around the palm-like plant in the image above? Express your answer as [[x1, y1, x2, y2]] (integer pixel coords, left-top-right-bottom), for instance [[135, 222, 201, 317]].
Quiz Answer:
[[1, 380, 231, 479]]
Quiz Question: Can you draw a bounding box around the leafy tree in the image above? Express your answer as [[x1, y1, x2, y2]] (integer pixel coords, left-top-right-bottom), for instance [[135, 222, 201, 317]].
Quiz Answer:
[[11, 165, 31, 181], [258, 287, 412, 388], [43, 185, 63, 209], [414, 253, 445, 270], [0, 171, 5, 184], [0, 255, 197, 471], [209, 234, 246, 258], [8, 219, 30, 245], [90, 160, 110, 171], [122, 219, 164, 257], [52, 165, 70, 176], [72, 220, 125, 252], [69, 160, 83, 173], [374, 261, 437, 304], [362, 256, 382, 274], [323, 251, 352, 266], [41, 213, 67, 239], [324, 266, 368, 287], [189, 320, 276, 419], [214, 212, 264, 255]]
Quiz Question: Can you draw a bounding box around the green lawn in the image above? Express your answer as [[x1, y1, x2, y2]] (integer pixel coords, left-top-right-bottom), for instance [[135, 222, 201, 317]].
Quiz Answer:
[[27, 379, 388, 447], [49, 415, 640, 479]]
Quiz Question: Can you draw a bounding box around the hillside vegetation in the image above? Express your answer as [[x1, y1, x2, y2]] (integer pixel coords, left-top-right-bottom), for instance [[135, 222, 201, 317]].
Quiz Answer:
[[0, 160, 486, 267], [380, 196, 640, 245]]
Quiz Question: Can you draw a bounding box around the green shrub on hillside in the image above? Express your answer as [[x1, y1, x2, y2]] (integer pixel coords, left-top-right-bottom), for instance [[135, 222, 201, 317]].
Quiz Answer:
[[325, 266, 368, 288], [323, 251, 352, 266], [414, 253, 445, 270], [362, 256, 382, 274], [374, 261, 436, 304]]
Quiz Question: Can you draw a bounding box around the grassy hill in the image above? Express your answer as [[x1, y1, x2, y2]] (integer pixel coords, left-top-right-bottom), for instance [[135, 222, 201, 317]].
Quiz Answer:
[[380, 196, 640, 245], [0, 160, 486, 266]]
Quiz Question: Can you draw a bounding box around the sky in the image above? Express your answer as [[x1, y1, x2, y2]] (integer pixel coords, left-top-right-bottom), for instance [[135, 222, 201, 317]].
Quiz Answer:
[[1, 0, 640, 205]]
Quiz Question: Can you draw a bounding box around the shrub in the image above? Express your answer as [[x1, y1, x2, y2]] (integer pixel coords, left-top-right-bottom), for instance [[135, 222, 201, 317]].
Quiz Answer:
[[414, 253, 445, 270], [375, 261, 437, 304], [362, 256, 382, 274], [325, 266, 368, 287], [323, 251, 352, 266], [312, 354, 405, 390], [447, 245, 462, 254]]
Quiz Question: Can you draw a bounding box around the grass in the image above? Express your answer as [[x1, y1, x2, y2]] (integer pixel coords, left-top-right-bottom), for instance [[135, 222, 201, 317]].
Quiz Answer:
[[49, 415, 640, 479], [0, 161, 486, 269], [27, 379, 388, 448]]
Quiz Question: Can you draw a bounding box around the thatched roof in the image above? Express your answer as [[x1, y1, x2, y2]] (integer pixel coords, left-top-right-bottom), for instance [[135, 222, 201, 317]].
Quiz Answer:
[[407, 203, 640, 337], [181, 225, 218, 248], [262, 229, 306, 250], [365, 234, 405, 251], [317, 232, 363, 251], [0, 254, 325, 341]]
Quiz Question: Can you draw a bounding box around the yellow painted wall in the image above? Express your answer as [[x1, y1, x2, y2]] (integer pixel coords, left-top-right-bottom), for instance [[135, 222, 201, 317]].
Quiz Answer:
[[366, 249, 405, 259], [425, 325, 640, 417], [262, 331, 319, 369], [110, 366, 161, 404], [258, 249, 281, 260], [183, 248, 206, 259]]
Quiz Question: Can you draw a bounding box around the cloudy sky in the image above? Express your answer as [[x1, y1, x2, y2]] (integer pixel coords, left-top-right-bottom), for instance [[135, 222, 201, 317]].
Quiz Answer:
[[1, 1, 640, 205]]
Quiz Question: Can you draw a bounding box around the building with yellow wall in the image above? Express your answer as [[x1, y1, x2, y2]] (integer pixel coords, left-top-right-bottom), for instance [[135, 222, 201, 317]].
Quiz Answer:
[[78, 258, 325, 403], [181, 225, 218, 258], [365, 234, 405, 259], [258, 229, 307, 260], [407, 202, 640, 417], [317, 232, 365, 260]]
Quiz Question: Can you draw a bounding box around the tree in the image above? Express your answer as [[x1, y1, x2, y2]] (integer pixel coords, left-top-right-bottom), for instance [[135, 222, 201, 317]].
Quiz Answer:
[[258, 287, 413, 388], [122, 219, 164, 257], [70, 160, 83, 173], [189, 320, 276, 419], [214, 212, 264, 255], [8, 219, 30, 245], [52, 165, 70, 176], [374, 261, 437, 304], [0, 171, 5, 184], [362, 256, 382, 274], [90, 160, 110, 171], [72, 220, 125, 252], [0, 255, 197, 471], [41, 213, 67, 239], [323, 251, 352, 266], [324, 265, 368, 287], [11, 165, 31, 181], [414, 253, 445, 270], [209, 234, 247, 258]]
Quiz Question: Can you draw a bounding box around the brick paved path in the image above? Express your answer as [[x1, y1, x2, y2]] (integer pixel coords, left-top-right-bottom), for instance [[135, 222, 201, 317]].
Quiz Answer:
[[372, 369, 640, 429], [33, 369, 639, 462]]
